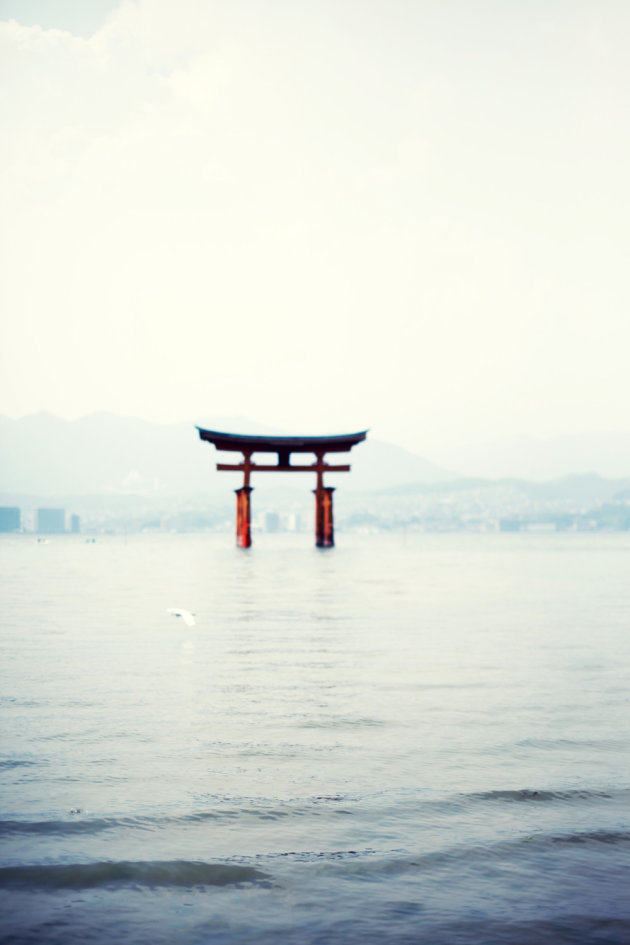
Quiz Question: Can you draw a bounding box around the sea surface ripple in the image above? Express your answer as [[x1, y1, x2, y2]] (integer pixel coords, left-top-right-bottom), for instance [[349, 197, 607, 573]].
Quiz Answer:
[[1, 532, 629, 944]]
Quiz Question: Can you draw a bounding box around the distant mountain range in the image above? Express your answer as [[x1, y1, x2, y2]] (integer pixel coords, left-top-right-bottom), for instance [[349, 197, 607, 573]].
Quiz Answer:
[[431, 432, 630, 481], [2, 414, 629, 503], [0, 412, 453, 497], [378, 472, 630, 506]]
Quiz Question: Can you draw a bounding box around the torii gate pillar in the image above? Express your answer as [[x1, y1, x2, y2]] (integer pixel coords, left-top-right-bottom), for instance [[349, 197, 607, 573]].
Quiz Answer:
[[235, 486, 253, 548], [314, 486, 335, 548]]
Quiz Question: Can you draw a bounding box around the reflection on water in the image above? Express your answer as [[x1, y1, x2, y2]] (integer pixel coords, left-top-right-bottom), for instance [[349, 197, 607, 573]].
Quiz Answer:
[[1, 532, 630, 944]]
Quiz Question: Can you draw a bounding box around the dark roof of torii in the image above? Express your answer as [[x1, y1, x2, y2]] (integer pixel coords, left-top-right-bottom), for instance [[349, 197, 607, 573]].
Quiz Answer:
[[197, 427, 368, 454]]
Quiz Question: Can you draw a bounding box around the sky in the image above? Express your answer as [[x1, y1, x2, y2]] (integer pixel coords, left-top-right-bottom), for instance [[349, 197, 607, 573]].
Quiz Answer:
[[1, 0, 629, 454]]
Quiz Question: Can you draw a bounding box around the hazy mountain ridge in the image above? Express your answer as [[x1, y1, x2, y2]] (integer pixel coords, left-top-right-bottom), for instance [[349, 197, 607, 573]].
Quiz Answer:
[[383, 473, 630, 504], [0, 412, 452, 496], [431, 432, 630, 481], [2, 414, 629, 506]]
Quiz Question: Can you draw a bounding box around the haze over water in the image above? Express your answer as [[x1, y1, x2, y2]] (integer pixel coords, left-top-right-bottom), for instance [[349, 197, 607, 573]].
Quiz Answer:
[[1, 531, 629, 944]]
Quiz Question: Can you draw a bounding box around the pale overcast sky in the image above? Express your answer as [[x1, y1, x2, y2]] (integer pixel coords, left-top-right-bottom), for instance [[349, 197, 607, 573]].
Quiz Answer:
[[1, 0, 629, 453]]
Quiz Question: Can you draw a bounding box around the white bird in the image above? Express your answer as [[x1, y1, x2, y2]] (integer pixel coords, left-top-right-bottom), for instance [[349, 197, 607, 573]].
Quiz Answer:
[[167, 608, 196, 627]]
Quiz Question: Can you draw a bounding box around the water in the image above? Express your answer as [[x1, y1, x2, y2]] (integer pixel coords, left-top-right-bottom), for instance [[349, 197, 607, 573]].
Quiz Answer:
[[1, 531, 629, 944]]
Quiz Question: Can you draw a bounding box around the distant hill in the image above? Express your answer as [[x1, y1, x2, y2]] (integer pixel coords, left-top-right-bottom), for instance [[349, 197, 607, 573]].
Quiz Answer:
[[0, 412, 453, 497], [381, 472, 630, 505], [431, 432, 630, 481]]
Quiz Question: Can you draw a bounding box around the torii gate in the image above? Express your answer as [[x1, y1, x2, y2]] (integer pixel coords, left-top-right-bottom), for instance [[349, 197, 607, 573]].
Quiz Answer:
[[197, 428, 367, 548]]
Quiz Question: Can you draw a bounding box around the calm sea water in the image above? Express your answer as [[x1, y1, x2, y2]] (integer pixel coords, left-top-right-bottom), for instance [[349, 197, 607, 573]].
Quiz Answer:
[[1, 531, 629, 944]]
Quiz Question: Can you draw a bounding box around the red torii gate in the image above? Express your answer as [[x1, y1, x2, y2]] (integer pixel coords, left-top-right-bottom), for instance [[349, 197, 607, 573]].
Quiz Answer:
[[197, 428, 367, 548]]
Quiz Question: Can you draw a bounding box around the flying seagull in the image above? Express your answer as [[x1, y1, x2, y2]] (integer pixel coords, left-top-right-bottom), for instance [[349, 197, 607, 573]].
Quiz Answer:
[[167, 608, 196, 627]]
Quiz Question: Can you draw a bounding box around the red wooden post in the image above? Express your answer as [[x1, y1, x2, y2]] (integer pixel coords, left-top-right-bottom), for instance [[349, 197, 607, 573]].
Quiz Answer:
[[314, 486, 335, 548], [235, 486, 253, 548]]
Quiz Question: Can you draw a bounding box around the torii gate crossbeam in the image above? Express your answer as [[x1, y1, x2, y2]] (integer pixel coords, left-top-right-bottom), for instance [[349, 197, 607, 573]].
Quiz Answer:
[[196, 428, 368, 548]]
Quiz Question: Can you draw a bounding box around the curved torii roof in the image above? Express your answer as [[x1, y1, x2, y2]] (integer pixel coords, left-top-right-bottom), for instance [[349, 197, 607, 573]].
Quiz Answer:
[[196, 428, 368, 454]]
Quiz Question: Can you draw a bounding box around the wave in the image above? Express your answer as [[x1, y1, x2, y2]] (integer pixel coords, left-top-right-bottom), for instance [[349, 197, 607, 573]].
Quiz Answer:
[[299, 717, 389, 729], [0, 759, 42, 769], [551, 830, 630, 846], [515, 737, 629, 750], [1, 835, 629, 895], [0, 817, 145, 837], [0, 859, 269, 890], [254, 828, 630, 873], [0, 799, 358, 837], [275, 825, 630, 868], [2, 785, 628, 838], [467, 788, 623, 803]]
